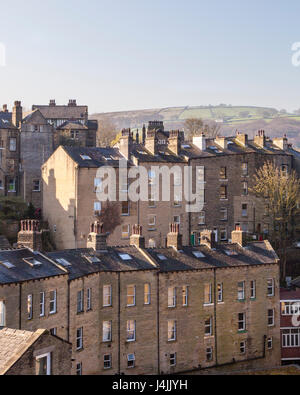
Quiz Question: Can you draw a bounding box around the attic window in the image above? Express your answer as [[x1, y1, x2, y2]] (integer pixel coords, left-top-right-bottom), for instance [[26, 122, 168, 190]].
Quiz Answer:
[[224, 250, 238, 256], [1, 260, 15, 269], [119, 253, 132, 261], [23, 257, 42, 267], [192, 251, 205, 258], [85, 255, 100, 263], [157, 254, 167, 261], [56, 258, 72, 267], [80, 154, 92, 160]]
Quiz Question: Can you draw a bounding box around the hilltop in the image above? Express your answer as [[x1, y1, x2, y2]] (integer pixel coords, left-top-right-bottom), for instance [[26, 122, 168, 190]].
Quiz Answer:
[[92, 105, 300, 147]]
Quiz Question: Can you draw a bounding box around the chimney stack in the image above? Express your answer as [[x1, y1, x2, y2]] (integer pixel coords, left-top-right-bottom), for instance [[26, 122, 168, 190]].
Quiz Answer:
[[214, 136, 227, 150], [12, 101, 22, 128], [254, 130, 266, 148], [145, 129, 158, 155], [148, 121, 164, 132], [68, 99, 77, 107], [199, 230, 216, 249], [273, 135, 288, 151], [193, 133, 206, 151], [166, 223, 182, 250], [49, 99, 56, 107], [231, 227, 246, 247], [130, 225, 145, 249], [87, 221, 108, 251], [119, 128, 132, 160], [17, 220, 42, 251], [168, 130, 181, 155], [235, 131, 248, 147]]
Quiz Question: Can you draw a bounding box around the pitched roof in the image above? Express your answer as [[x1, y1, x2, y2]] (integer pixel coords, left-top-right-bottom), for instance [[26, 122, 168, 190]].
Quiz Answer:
[[46, 246, 157, 280], [0, 248, 67, 284], [56, 120, 88, 130], [145, 241, 278, 272], [0, 328, 46, 375], [0, 113, 13, 129], [62, 146, 127, 168], [32, 105, 88, 120]]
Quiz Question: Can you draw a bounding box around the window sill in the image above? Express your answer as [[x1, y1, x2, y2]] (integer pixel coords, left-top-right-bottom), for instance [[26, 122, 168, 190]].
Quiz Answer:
[[203, 303, 214, 307], [126, 339, 136, 343], [237, 299, 245, 302], [217, 302, 224, 305], [250, 298, 256, 301], [204, 335, 214, 339]]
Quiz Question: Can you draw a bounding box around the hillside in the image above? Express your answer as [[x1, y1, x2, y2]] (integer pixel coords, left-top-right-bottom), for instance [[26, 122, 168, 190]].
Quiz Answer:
[[92, 105, 300, 147]]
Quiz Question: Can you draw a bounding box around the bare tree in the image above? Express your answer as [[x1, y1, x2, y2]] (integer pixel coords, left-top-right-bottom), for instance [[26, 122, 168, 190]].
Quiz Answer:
[[184, 118, 221, 140], [252, 161, 300, 281], [97, 119, 118, 147], [95, 201, 121, 234]]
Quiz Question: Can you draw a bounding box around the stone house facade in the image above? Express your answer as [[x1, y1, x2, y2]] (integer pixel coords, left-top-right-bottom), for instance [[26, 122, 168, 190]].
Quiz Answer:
[[0, 220, 281, 375]]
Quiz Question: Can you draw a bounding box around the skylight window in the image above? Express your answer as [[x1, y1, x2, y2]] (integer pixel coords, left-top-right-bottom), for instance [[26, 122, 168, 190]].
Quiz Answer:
[[23, 258, 42, 267], [1, 260, 15, 269], [80, 154, 92, 160], [56, 258, 72, 267], [119, 253, 132, 261], [84, 255, 101, 264], [224, 250, 238, 256], [157, 254, 167, 261], [192, 251, 205, 258], [103, 156, 112, 160], [181, 144, 191, 149]]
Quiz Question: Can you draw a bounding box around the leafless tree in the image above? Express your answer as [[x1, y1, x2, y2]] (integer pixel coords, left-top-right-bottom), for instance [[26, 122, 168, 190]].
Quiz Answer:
[[97, 119, 118, 147], [184, 118, 221, 140]]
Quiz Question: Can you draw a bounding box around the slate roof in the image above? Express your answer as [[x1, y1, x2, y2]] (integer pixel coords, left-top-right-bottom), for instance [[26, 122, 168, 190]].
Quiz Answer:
[[32, 105, 88, 120], [57, 121, 88, 130], [131, 143, 187, 163], [46, 246, 157, 280], [62, 146, 128, 168], [0, 113, 13, 129], [145, 241, 278, 272], [0, 248, 67, 284], [280, 287, 300, 300], [180, 137, 293, 159], [0, 328, 46, 375]]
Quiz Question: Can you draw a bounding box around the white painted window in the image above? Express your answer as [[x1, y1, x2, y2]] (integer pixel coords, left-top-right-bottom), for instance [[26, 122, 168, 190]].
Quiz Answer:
[[87, 288, 92, 311], [77, 290, 84, 313], [217, 283, 223, 302], [267, 279, 275, 296], [170, 353, 177, 366], [204, 283, 212, 305], [103, 321, 112, 342], [76, 362, 82, 375], [242, 162, 248, 176], [267, 337, 273, 350], [33, 180, 41, 192], [238, 313, 246, 331], [127, 353, 135, 368], [144, 283, 151, 305], [250, 280, 256, 299], [126, 320, 136, 342], [103, 285, 112, 307], [281, 301, 300, 316], [182, 286, 188, 306], [199, 211, 205, 225], [76, 327, 83, 350], [240, 341, 246, 354], [168, 287, 176, 307], [94, 178, 103, 192], [206, 347, 213, 361], [104, 354, 111, 369], [36, 352, 51, 375], [168, 320, 176, 341], [127, 285, 136, 306], [94, 201, 101, 216], [220, 208, 228, 221], [0, 301, 5, 326], [282, 329, 300, 348], [268, 309, 275, 326], [121, 224, 130, 239], [205, 317, 212, 336], [27, 294, 33, 320], [238, 281, 245, 300], [49, 290, 57, 314]]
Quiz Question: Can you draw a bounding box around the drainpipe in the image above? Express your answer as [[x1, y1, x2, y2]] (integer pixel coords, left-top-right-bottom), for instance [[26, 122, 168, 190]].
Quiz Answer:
[[213, 268, 218, 366], [157, 271, 160, 374], [118, 272, 121, 374], [19, 283, 22, 329], [67, 280, 70, 342]]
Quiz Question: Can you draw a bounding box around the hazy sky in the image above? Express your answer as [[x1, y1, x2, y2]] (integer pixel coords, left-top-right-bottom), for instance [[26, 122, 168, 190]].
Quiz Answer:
[[0, 0, 300, 113]]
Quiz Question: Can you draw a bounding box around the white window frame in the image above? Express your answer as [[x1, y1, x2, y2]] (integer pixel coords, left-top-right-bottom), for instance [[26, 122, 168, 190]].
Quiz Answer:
[[238, 281, 245, 300], [104, 354, 112, 369], [168, 287, 176, 308], [49, 290, 57, 314], [268, 308, 275, 327], [205, 317, 212, 336], [102, 321, 112, 342], [199, 211, 205, 225], [103, 285, 112, 307], [87, 288, 92, 311], [144, 283, 151, 305], [77, 290, 84, 313], [267, 278, 275, 297], [250, 280, 256, 299], [282, 328, 300, 348], [238, 312, 246, 331], [240, 341, 246, 354], [168, 320, 177, 341], [127, 285, 136, 307], [281, 301, 300, 316], [267, 337, 273, 350], [206, 347, 213, 361], [121, 224, 130, 239], [76, 327, 83, 350], [170, 352, 177, 366], [217, 283, 223, 303], [127, 353, 135, 368], [27, 294, 33, 320], [36, 352, 51, 375], [39, 292, 45, 317], [94, 201, 101, 216], [0, 300, 6, 327], [126, 320, 136, 342], [182, 286, 188, 306], [204, 283, 212, 305], [9, 137, 16, 152], [76, 362, 82, 375]]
